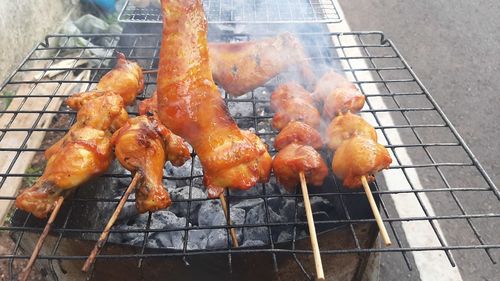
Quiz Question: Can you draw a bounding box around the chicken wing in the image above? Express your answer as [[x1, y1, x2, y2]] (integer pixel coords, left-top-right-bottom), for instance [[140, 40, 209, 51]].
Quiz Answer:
[[95, 52, 144, 105], [139, 92, 191, 167], [156, 0, 271, 198], [209, 33, 316, 96], [272, 144, 328, 191], [326, 111, 377, 150], [112, 116, 171, 213], [45, 91, 128, 159], [314, 70, 365, 119], [16, 127, 113, 218], [274, 121, 323, 151], [332, 136, 392, 188], [270, 82, 321, 130]]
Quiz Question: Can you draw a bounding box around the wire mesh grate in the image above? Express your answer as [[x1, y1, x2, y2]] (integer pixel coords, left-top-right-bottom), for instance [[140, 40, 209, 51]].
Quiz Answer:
[[0, 32, 499, 280], [117, 0, 342, 24]]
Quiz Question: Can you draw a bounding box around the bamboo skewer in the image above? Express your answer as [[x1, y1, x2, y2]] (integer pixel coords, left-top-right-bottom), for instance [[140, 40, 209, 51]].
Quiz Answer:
[[19, 196, 65, 281], [361, 175, 391, 246], [219, 193, 239, 247], [142, 69, 158, 74], [82, 172, 142, 272], [299, 172, 325, 281]]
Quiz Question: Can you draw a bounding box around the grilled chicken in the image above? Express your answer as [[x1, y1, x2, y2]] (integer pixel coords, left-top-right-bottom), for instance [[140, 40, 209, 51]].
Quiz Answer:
[[314, 70, 365, 119], [270, 82, 321, 130], [274, 121, 323, 151], [45, 91, 128, 159], [326, 111, 377, 150], [16, 127, 114, 218], [332, 136, 392, 188], [139, 93, 191, 167], [95, 52, 144, 105], [156, 0, 271, 198], [272, 144, 328, 191], [112, 116, 172, 213], [16, 53, 141, 219], [209, 33, 316, 96]]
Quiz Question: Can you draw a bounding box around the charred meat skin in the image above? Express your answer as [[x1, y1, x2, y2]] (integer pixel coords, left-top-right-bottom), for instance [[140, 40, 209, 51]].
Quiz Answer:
[[157, 0, 271, 198], [112, 116, 172, 213], [209, 33, 316, 97]]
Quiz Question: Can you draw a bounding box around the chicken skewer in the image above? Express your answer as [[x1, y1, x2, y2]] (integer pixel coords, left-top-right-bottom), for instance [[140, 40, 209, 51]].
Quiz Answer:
[[82, 114, 190, 271], [16, 53, 143, 280], [140, 92, 240, 247], [156, 0, 272, 247], [270, 82, 327, 280], [318, 70, 392, 245]]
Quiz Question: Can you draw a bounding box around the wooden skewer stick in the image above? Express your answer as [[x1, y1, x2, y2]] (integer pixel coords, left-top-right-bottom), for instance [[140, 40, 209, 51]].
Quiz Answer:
[[82, 172, 142, 272], [299, 172, 325, 281], [19, 196, 65, 281], [219, 193, 239, 247], [361, 175, 391, 246], [142, 69, 158, 74]]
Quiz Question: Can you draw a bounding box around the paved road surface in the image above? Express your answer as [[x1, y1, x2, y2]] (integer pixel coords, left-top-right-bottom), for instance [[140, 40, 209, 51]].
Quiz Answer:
[[338, 1, 500, 280]]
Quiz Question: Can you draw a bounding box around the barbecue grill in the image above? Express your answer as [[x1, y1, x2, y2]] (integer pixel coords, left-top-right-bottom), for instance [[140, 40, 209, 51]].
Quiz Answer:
[[1, 10, 500, 281], [118, 0, 342, 24]]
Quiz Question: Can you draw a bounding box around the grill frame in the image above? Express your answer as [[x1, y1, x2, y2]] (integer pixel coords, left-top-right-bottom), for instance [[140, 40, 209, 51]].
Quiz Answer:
[[0, 31, 499, 280], [117, 0, 342, 24]]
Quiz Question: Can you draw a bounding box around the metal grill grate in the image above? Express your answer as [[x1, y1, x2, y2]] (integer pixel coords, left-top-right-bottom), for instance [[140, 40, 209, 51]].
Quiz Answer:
[[117, 0, 342, 24], [0, 32, 499, 280]]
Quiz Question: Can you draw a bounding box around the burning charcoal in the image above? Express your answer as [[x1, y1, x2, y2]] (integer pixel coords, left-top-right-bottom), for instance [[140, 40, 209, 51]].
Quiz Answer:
[[151, 211, 186, 229], [280, 199, 301, 222], [206, 229, 228, 249], [233, 198, 264, 211], [228, 101, 254, 117], [313, 211, 330, 221], [243, 203, 282, 244], [164, 158, 203, 186], [169, 185, 207, 221], [198, 200, 224, 227], [241, 240, 266, 248], [277, 231, 292, 243], [187, 229, 209, 250]]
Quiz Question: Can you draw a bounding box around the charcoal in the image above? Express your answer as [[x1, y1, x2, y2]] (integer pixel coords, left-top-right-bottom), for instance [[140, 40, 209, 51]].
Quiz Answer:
[[241, 240, 266, 247], [233, 198, 264, 211], [206, 229, 229, 249], [198, 200, 224, 226], [277, 231, 292, 243], [164, 158, 203, 187], [169, 185, 207, 221], [187, 229, 209, 250], [243, 203, 282, 243], [280, 199, 298, 222]]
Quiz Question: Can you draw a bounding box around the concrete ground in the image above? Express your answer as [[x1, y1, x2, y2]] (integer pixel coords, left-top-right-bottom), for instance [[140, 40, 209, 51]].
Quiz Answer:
[[338, 0, 500, 280]]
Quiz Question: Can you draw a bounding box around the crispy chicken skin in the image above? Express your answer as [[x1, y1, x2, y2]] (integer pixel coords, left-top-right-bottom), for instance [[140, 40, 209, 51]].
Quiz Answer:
[[95, 52, 144, 105], [272, 144, 328, 191], [45, 91, 128, 159], [326, 111, 377, 150], [157, 0, 271, 198], [270, 82, 321, 130], [16, 127, 113, 218], [209, 32, 316, 96], [112, 116, 172, 213], [332, 136, 392, 188], [274, 121, 323, 151], [314, 70, 365, 119], [139, 93, 191, 167]]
